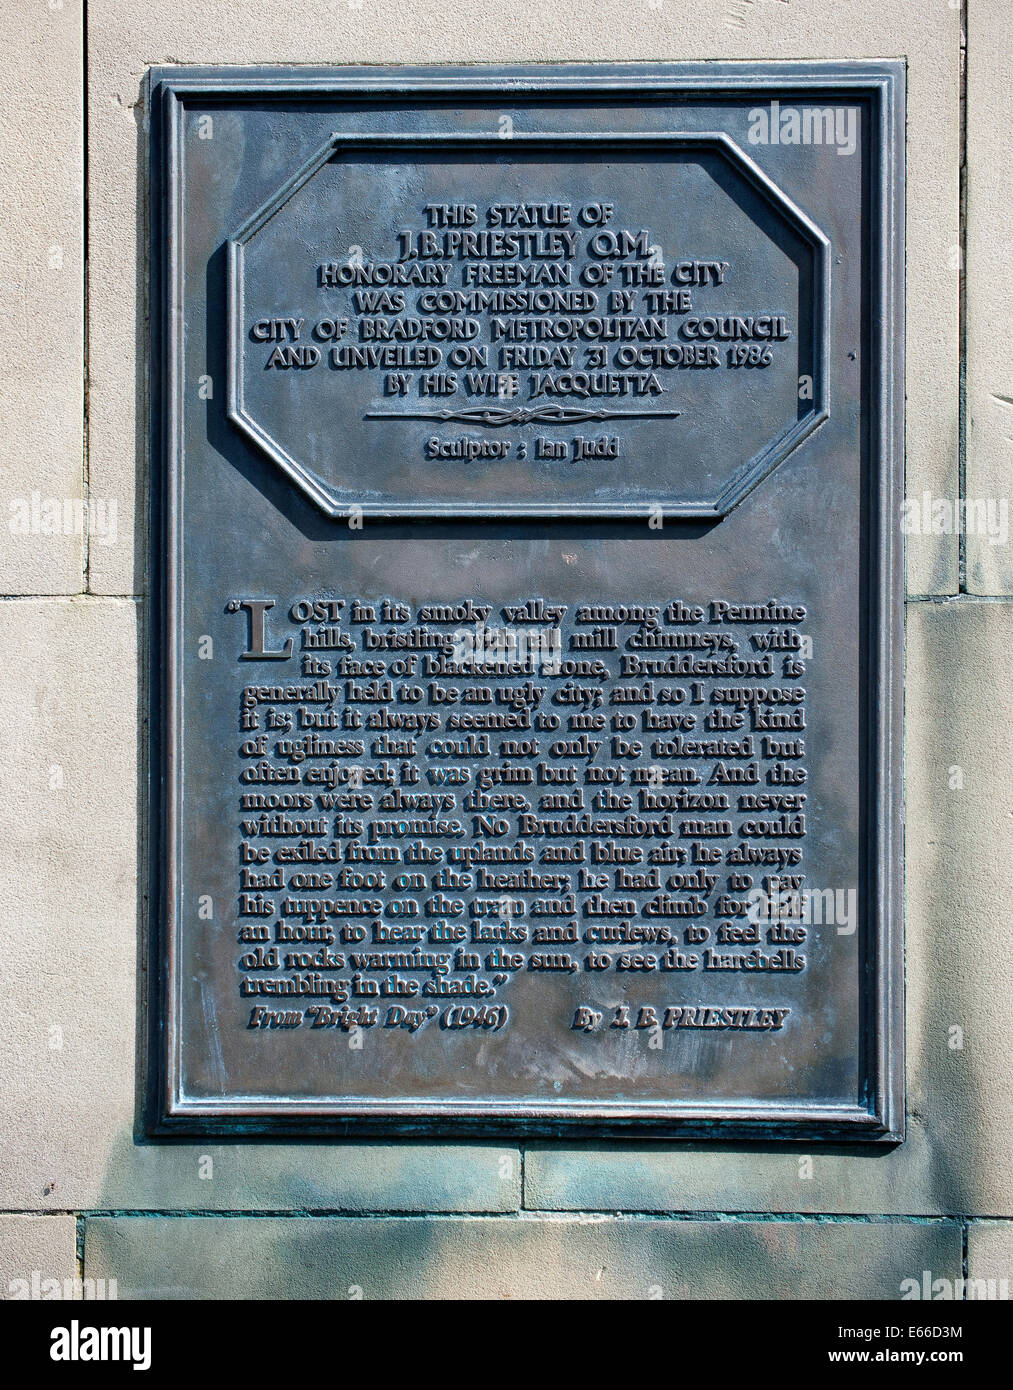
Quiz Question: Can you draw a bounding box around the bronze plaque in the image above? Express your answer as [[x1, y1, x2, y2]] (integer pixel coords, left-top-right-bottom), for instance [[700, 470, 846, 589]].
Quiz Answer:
[[151, 63, 904, 1138]]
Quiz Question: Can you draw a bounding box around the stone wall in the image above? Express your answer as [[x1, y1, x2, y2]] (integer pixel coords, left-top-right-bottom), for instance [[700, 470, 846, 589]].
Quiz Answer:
[[1, 0, 1009, 1300]]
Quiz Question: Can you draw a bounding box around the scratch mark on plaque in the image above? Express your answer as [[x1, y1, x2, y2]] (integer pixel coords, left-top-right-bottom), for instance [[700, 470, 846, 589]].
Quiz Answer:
[[200, 980, 227, 1093]]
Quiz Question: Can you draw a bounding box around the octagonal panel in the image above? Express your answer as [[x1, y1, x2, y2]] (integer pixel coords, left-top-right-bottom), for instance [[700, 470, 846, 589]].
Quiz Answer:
[[227, 131, 829, 519]]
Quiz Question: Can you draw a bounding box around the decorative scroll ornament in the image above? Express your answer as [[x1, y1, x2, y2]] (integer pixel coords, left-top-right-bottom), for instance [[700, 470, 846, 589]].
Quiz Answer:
[[364, 405, 682, 427]]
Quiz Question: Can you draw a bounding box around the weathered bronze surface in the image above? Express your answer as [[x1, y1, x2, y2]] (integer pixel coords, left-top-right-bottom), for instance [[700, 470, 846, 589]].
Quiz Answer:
[[150, 63, 904, 1138]]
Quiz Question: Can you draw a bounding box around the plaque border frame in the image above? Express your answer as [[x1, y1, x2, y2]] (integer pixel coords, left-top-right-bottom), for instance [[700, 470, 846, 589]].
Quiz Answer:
[[149, 62, 905, 1143]]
